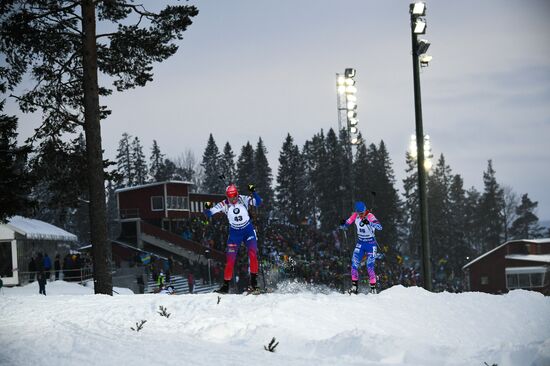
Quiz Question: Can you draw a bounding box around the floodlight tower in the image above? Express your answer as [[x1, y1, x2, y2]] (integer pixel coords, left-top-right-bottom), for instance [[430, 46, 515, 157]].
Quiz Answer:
[[410, 1, 433, 291], [336, 68, 360, 145]]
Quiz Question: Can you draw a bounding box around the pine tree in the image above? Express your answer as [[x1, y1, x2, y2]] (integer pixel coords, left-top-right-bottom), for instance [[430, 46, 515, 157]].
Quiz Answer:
[[322, 128, 345, 230], [447, 174, 471, 275], [219, 142, 236, 186], [275, 134, 307, 225], [403, 151, 421, 257], [365, 141, 403, 252], [1, 0, 198, 295], [0, 103, 33, 221], [236, 142, 255, 194], [464, 186, 483, 255], [131, 137, 147, 185], [426, 154, 453, 266], [157, 158, 177, 181], [149, 140, 165, 182], [479, 160, 505, 251], [510, 194, 544, 239], [201, 134, 223, 194], [254, 138, 274, 213], [302, 131, 328, 228], [116, 133, 134, 187]]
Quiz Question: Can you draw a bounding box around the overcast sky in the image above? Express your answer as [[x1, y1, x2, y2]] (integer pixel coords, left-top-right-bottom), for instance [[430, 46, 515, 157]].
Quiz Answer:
[[8, 0, 550, 220]]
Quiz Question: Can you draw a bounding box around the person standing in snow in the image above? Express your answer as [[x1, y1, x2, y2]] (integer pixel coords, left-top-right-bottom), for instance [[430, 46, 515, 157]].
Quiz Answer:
[[340, 201, 383, 294], [37, 270, 47, 295], [204, 184, 262, 294]]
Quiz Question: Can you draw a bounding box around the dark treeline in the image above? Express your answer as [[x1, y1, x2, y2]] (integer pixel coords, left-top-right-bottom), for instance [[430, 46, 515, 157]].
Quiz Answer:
[[111, 129, 548, 277]]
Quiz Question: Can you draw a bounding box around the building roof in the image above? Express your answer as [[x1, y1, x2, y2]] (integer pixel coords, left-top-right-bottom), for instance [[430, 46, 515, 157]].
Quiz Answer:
[[462, 238, 550, 270], [115, 180, 193, 194], [5, 216, 77, 241], [505, 254, 550, 264]]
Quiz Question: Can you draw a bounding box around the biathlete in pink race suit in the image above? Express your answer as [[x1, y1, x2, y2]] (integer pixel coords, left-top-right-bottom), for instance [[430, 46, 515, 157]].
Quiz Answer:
[[340, 201, 383, 294], [204, 184, 262, 294]]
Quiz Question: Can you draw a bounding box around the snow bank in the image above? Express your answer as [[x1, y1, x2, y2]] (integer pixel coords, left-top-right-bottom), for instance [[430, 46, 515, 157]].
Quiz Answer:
[[0, 283, 548, 366]]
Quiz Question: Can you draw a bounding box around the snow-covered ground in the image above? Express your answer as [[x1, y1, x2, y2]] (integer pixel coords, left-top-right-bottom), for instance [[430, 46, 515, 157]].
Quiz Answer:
[[1, 281, 549, 366]]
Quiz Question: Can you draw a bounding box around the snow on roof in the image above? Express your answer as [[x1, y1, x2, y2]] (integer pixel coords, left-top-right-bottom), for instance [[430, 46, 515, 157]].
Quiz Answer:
[[505, 254, 550, 264], [115, 180, 193, 194], [6, 216, 77, 241], [462, 238, 550, 270]]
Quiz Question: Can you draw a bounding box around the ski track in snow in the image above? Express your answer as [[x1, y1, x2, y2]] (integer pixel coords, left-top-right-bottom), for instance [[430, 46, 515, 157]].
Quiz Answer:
[[1, 282, 549, 366]]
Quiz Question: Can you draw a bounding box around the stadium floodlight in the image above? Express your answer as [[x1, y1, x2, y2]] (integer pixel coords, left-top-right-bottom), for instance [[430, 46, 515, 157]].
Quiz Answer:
[[345, 77, 355, 86], [345, 68, 356, 78], [346, 85, 357, 94], [414, 19, 426, 34], [419, 54, 432, 67], [338, 85, 346, 94], [346, 94, 357, 103], [350, 126, 358, 134], [337, 76, 346, 86], [411, 2, 426, 16], [350, 136, 361, 145], [349, 118, 358, 126], [416, 39, 430, 55], [347, 101, 356, 110]]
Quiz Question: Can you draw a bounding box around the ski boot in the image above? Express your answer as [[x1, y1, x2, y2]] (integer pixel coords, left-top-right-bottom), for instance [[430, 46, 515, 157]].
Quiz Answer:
[[215, 280, 230, 294], [349, 280, 358, 295], [246, 273, 261, 295], [369, 283, 379, 294]]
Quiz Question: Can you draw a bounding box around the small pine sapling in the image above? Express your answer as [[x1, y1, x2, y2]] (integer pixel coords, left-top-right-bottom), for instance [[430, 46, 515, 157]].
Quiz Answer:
[[130, 320, 147, 332], [264, 337, 279, 352], [158, 305, 171, 318]]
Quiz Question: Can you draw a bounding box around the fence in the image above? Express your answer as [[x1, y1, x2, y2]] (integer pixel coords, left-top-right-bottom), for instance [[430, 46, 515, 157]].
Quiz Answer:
[[17, 267, 93, 285]]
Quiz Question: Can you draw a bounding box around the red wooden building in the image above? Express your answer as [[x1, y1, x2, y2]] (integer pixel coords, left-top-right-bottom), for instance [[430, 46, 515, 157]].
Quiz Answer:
[[115, 181, 226, 263], [462, 238, 550, 295]]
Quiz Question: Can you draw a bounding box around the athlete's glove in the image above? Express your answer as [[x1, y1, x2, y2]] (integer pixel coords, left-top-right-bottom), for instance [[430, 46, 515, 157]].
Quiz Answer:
[[204, 201, 213, 209], [247, 184, 255, 192], [339, 219, 347, 229]]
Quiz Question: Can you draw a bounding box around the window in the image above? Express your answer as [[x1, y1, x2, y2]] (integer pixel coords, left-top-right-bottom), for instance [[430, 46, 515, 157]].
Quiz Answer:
[[530, 273, 543, 287], [166, 196, 188, 210], [151, 196, 164, 211], [507, 274, 518, 289], [480, 276, 489, 285], [518, 274, 530, 288]]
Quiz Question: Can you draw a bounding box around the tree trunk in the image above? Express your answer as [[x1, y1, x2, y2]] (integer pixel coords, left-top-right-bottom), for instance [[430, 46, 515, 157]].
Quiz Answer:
[[81, 0, 112, 295]]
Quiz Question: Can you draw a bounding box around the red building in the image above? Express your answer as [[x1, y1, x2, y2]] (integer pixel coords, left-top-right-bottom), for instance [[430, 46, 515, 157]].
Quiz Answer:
[[462, 238, 550, 295], [115, 181, 226, 263]]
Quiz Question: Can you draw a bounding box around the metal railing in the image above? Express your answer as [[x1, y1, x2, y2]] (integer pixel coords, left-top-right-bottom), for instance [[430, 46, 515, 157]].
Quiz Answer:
[[17, 267, 93, 285]]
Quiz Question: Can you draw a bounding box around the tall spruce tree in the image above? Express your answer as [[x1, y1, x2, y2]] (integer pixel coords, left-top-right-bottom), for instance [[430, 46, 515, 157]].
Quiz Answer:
[[0, 102, 33, 221], [323, 128, 345, 230], [236, 142, 255, 194], [275, 134, 307, 225], [403, 151, 421, 257], [131, 137, 147, 185], [149, 140, 165, 182], [447, 174, 471, 274], [510, 194, 544, 239], [115, 133, 133, 187], [1, 0, 198, 294], [201, 134, 223, 193], [254, 137, 274, 213], [302, 131, 328, 228], [464, 186, 483, 255], [479, 160, 505, 251], [364, 141, 403, 252], [426, 154, 453, 265], [219, 142, 236, 186]]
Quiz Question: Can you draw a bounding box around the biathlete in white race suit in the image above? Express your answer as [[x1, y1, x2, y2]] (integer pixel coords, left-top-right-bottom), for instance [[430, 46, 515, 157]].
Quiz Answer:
[[340, 201, 383, 294], [203, 184, 262, 294]]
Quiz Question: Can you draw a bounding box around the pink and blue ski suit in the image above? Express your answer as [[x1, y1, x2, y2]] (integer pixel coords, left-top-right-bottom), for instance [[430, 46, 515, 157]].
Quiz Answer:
[[342, 206, 382, 286]]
